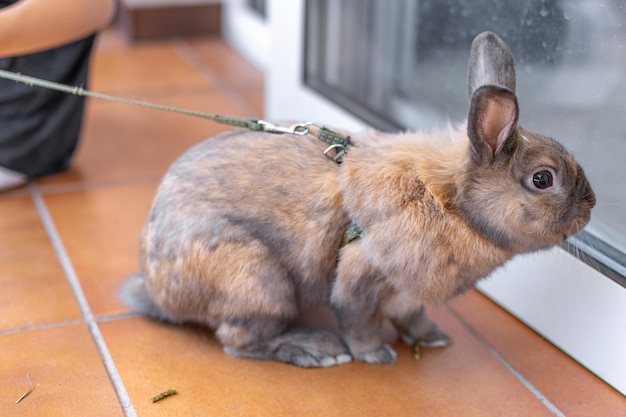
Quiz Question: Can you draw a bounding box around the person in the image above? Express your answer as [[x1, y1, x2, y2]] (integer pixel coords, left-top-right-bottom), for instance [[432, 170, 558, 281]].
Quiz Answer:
[[0, 0, 116, 191]]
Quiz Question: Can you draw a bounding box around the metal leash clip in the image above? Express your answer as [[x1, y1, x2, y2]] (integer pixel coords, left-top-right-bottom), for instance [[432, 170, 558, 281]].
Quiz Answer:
[[257, 120, 349, 163], [257, 120, 310, 136]]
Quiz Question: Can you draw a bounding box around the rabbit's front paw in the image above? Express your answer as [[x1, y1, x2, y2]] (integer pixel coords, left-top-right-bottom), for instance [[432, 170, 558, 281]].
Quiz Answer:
[[352, 344, 397, 364], [401, 326, 452, 348], [417, 327, 452, 347]]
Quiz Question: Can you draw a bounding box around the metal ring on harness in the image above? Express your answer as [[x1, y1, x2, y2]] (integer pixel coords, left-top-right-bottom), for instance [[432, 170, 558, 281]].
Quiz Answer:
[[323, 143, 347, 162]]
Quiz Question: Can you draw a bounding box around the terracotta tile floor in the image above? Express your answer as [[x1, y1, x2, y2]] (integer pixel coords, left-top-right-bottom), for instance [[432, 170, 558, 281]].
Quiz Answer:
[[1, 28, 624, 416]]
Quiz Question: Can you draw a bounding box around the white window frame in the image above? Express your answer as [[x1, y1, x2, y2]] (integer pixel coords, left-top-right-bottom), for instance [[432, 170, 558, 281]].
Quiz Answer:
[[223, 0, 626, 395]]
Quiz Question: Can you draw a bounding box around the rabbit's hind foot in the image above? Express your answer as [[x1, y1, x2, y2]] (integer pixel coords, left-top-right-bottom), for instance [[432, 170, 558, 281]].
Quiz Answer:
[[220, 323, 352, 368]]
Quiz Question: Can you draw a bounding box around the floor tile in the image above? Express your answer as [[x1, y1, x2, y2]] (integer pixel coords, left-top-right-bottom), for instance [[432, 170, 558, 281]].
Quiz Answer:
[[101, 308, 554, 417], [0, 323, 122, 416], [448, 290, 626, 416], [0, 197, 81, 331], [0, 185, 30, 200], [37, 90, 243, 187], [90, 34, 210, 95], [42, 182, 158, 317], [184, 38, 265, 117], [241, 88, 265, 117], [185, 37, 265, 92]]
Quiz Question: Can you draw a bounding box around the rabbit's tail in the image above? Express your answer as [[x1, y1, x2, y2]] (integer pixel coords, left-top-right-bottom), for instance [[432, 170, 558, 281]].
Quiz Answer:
[[119, 273, 171, 321]]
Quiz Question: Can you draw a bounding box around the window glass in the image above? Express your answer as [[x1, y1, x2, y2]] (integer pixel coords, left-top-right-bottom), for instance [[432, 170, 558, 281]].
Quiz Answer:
[[305, 0, 626, 277]]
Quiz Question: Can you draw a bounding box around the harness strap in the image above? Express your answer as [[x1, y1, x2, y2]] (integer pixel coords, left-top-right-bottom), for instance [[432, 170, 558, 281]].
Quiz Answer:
[[341, 222, 363, 247]]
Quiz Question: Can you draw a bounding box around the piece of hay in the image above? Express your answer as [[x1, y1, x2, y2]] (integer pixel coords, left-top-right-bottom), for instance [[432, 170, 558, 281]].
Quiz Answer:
[[150, 388, 177, 403], [15, 374, 34, 404]]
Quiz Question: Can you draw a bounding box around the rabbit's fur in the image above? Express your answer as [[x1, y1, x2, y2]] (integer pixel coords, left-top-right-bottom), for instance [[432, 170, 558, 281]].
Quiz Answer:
[[120, 32, 595, 367]]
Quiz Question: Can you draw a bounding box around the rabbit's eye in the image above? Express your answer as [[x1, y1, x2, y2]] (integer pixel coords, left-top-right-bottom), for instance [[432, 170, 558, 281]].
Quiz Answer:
[[532, 170, 553, 189]]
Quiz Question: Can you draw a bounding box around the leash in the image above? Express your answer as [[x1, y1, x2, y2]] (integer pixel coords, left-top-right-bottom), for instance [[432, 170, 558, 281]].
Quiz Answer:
[[0, 69, 349, 163], [0, 68, 362, 245]]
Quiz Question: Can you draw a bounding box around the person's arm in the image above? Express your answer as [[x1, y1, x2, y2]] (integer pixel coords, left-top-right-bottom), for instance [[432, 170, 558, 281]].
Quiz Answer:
[[0, 0, 116, 58]]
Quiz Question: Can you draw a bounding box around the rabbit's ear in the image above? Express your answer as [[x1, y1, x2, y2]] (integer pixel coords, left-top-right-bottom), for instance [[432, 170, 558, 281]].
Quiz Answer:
[[468, 31, 516, 98], [467, 85, 518, 162]]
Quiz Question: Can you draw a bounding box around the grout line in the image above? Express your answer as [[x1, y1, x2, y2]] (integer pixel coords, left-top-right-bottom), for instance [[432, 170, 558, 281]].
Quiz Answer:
[[171, 37, 259, 118], [95, 311, 142, 323], [36, 175, 162, 196], [28, 183, 137, 417], [446, 306, 566, 417], [0, 319, 85, 336], [0, 313, 142, 336]]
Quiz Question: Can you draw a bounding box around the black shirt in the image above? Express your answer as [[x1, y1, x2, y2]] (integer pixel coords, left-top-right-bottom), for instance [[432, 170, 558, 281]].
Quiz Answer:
[[0, 0, 96, 177]]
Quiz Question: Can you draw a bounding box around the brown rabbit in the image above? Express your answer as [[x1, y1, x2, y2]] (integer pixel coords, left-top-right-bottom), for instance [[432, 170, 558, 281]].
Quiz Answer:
[[120, 32, 595, 367]]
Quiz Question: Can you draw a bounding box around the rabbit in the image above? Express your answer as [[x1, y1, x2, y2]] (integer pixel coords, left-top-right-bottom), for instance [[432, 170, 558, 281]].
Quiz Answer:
[[120, 32, 595, 368]]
